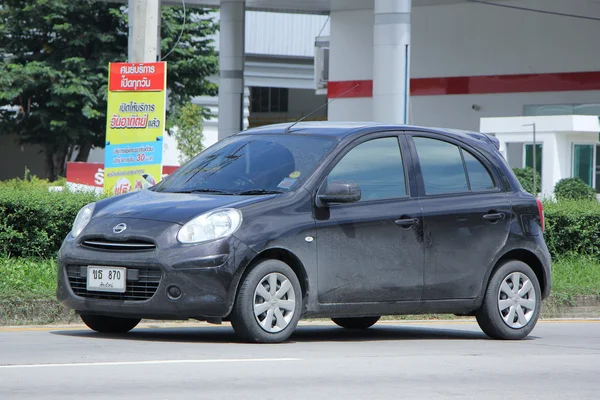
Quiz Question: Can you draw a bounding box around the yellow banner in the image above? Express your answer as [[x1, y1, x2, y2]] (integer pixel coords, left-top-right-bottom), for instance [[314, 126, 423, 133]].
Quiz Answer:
[[103, 62, 167, 195]]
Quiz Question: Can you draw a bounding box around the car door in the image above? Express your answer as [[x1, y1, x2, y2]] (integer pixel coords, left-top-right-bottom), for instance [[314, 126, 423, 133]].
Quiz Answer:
[[314, 134, 424, 304], [408, 134, 512, 300]]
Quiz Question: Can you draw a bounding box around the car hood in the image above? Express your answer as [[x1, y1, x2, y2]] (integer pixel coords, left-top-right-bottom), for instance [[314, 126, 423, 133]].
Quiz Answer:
[[93, 189, 276, 225]]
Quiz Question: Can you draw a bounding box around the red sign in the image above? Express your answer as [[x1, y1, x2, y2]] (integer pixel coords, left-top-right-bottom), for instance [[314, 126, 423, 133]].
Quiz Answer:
[[66, 162, 178, 189], [109, 62, 166, 92]]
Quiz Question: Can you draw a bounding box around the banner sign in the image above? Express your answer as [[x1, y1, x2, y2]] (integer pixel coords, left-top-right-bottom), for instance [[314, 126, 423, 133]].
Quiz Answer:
[[67, 162, 178, 194], [104, 62, 167, 195]]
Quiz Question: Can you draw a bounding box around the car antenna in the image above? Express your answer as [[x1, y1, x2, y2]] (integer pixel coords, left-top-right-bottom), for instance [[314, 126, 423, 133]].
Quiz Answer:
[[284, 83, 360, 134]]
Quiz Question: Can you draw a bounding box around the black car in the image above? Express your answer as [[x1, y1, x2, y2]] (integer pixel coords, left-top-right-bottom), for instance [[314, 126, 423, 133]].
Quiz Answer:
[[57, 122, 551, 343]]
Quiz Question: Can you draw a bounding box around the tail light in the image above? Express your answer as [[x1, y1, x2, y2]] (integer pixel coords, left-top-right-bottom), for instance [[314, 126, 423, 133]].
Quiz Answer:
[[536, 198, 545, 232]]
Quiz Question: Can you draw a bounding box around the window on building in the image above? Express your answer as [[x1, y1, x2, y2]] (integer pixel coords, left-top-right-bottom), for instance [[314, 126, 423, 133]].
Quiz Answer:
[[250, 87, 289, 113], [573, 144, 594, 187], [524, 103, 600, 117], [524, 144, 543, 179], [325, 137, 407, 202]]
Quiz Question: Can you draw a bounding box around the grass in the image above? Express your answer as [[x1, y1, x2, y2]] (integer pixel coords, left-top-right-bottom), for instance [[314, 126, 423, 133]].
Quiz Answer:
[[550, 256, 600, 298], [1, 255, 599, 300], [0, 257, 57, 300]]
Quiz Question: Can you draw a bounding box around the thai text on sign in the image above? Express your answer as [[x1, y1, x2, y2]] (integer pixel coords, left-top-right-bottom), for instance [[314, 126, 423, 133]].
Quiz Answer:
[[103, 62, 167, 195]]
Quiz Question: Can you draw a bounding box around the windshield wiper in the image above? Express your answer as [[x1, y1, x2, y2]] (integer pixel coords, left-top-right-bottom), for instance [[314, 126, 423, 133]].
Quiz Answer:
[[236, 189, 284, 195], [173, 188, 235, 195]]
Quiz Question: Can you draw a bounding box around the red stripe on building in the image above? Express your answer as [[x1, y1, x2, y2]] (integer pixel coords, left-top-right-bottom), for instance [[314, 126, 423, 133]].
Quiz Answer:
[[327, 80, 373, 98], [328, 71, 600, 98]]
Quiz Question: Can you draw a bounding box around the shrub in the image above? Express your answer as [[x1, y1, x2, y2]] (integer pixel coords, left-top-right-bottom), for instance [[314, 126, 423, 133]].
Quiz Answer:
[[0, 186, 100, 258], [554, 178, 596, 201], [512, 167, 541, 195], [543, 200, 600, 259]]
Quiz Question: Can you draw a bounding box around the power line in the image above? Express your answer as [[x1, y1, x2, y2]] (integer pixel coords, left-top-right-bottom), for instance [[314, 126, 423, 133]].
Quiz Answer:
[[466, 0, 600, 22], [317, 15, 329, 38], [161, 0, 186, 60]]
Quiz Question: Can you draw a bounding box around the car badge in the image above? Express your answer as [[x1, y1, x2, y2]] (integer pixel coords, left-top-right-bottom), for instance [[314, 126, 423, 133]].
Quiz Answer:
[[113, 223, 127, 234]]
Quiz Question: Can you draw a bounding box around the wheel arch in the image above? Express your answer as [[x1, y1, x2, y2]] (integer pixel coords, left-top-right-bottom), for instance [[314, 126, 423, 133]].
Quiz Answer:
[[489, 248, 549, 299], [233, 247, 310, 311]]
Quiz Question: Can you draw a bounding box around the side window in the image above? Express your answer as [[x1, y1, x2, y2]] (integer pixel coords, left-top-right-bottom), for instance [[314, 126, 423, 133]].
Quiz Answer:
[[325, 137, 407, 201], [463, 150, 495, 191], [414, 137, 468, 195]]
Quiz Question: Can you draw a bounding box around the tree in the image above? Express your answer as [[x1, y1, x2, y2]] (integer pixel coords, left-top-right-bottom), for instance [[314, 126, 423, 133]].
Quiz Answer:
[[169, 102, 205, 164], [0, 1, 218, 180]]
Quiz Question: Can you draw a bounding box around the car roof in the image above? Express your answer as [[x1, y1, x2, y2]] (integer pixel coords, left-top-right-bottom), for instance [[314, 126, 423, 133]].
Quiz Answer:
[[239, 121, 499, 149]]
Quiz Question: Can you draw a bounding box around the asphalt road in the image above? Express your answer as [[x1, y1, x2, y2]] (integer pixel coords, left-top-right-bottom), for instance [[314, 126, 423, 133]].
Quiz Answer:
[[1, 319, 599, 400]]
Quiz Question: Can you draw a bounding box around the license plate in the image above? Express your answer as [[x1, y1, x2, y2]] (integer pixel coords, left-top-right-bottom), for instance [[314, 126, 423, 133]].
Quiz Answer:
[[86, 266, 126, 293]]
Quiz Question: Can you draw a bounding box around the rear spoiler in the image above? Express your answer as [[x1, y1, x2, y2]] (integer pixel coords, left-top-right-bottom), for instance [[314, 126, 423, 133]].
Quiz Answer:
[[482, 133, 500, 150]]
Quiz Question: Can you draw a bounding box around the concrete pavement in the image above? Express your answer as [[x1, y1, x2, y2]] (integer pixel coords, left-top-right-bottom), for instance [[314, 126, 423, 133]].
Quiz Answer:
[[1, 319, 599, 399]]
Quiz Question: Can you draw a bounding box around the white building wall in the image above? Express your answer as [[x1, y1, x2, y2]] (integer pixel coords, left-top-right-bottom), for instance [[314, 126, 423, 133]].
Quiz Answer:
[[481, 115, 600, 197], [328, 8, 374, 121], [324, 0, 600, 130]]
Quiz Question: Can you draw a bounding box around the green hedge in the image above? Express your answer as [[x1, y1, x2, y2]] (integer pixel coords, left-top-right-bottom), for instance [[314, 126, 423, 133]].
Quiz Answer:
[[543, 199, 600, 259], [2, 179, 600, 260], [0, 185, 100, 258]]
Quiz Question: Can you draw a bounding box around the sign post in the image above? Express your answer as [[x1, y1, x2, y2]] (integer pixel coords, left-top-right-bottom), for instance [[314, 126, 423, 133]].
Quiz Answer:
[[103, 61, 167, 195]]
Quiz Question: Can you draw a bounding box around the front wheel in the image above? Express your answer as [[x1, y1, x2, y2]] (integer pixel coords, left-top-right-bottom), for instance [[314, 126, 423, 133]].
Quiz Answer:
[[476, 260, 542, 340], [80, 314, 141, 333], [230, 259, 302, 343], [332, 317, 380, 329]]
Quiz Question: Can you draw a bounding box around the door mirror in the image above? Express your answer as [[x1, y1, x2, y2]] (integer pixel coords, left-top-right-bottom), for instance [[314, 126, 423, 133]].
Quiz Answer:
[[318, 181, 361, 204]]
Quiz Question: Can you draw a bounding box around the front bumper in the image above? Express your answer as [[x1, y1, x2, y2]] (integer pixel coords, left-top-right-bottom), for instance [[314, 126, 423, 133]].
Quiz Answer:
[[56, 217, 256, 320]]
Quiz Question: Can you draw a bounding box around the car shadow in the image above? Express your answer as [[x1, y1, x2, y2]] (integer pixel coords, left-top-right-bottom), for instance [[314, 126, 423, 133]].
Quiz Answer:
[[49, 322, 526, 344]]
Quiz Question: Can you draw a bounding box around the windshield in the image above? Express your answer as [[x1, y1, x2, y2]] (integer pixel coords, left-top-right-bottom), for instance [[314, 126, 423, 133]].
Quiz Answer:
[[152, 134, 336, 194]]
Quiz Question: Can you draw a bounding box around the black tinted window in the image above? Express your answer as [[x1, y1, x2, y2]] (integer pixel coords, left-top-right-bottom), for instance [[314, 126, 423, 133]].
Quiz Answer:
[[414, 137, 468, 195], [326, 137, 406, 201], [153, 135, 334, 194], [463, 150, 495, 191]]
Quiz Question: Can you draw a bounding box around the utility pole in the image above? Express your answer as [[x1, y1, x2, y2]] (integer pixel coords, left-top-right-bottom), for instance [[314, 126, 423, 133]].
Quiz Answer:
[[128, 0, 161, 62], [523, 123, 537, 196]]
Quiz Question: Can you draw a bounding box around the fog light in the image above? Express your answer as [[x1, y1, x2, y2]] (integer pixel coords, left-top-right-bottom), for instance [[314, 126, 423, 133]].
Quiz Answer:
[[167, 285, 182, 300]]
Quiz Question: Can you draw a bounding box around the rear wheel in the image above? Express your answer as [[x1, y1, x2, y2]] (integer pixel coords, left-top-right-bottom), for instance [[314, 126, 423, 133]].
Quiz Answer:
[[332, 316, 380, 329], [230, 259, 302, 343], [80, 314, 141, 333], [476, 260, 541, 340]]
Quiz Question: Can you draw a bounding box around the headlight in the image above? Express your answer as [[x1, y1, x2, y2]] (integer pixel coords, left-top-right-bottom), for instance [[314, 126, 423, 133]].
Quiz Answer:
[[177, 208, 243, 244], [70, 203, 96, 238]]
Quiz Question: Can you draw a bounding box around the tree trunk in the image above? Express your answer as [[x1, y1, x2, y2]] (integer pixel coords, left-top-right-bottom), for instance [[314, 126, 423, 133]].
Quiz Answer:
[[44, 144, 68, 181], [75, 141, 92, 162]]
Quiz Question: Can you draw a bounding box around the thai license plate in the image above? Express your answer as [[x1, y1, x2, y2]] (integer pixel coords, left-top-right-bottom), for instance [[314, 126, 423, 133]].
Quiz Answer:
[[86, 266, 126, 293]]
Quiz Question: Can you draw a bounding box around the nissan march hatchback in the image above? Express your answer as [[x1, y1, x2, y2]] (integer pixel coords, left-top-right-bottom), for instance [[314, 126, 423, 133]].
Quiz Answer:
[[57, 122, 551, 343]]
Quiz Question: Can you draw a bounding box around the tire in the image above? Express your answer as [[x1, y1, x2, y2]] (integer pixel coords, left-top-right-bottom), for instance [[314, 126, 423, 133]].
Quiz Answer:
[[230, 259, 302, 343], [476, 260, 542, 340], [80, 314, 141, 334], [332, 316, 380, 329]]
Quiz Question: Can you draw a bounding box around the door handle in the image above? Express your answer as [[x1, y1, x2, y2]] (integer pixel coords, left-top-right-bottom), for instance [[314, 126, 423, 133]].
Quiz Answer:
[[395, 218, 418, 228], [483, 213, 505, 222]]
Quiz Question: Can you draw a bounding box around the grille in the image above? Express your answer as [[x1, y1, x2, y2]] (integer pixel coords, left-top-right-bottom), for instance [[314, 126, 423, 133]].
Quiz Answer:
[[66, 265, 162, 301], [81, 239, 156, 251]]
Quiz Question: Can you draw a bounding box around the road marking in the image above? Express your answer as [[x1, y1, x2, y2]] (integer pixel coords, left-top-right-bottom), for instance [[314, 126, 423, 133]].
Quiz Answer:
[[0, 358, 301, 369]]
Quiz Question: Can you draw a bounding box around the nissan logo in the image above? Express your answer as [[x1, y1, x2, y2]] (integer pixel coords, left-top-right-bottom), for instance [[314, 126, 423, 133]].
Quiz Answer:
[[113, 223, 127, 234]]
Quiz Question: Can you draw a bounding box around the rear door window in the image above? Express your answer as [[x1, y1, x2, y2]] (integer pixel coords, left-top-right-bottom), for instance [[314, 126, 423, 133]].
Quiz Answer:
[[413, 137, 496, 195]]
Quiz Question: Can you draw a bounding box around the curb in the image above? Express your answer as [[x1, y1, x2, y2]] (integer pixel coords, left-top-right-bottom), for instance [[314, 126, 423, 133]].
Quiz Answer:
[[1, 295, 599, 327]]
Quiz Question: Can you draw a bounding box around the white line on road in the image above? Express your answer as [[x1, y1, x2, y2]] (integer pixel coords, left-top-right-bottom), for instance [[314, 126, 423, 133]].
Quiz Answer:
[[0, 358, 301, 369]]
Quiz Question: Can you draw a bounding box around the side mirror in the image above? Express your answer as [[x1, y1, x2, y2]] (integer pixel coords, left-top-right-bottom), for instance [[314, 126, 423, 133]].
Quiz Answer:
[[318, 181, 361, 204]]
